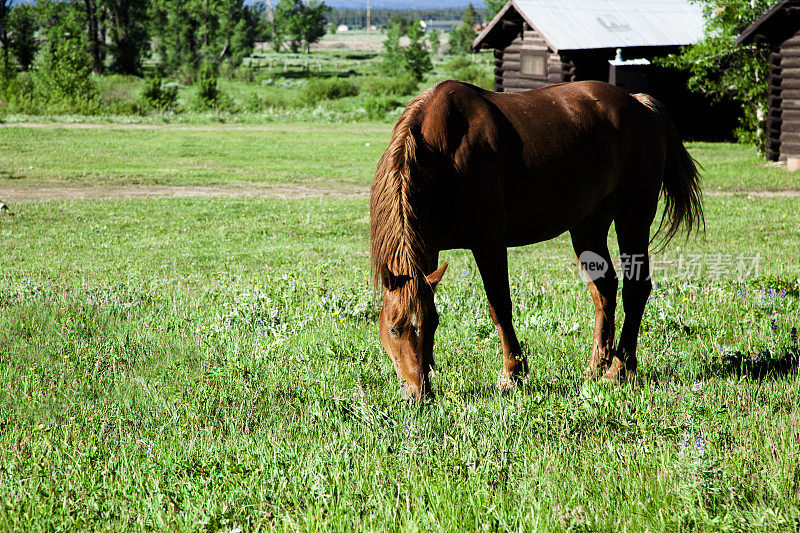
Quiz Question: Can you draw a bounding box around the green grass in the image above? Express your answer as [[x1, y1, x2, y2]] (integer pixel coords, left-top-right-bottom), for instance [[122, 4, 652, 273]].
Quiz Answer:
[[689, 142, 800, 191], [0, 123, 391, 186], [1, 124, 799, 529], [2, 124, 800, 192], [1, 188, 799, 529]]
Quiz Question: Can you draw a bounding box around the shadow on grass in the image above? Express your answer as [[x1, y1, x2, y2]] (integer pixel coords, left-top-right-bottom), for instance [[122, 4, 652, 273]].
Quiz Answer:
[[711, 346, 799, 380]]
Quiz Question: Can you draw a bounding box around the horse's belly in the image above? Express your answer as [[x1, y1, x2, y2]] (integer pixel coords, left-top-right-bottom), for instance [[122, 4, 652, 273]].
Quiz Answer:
[[502, 169, 614, 246]]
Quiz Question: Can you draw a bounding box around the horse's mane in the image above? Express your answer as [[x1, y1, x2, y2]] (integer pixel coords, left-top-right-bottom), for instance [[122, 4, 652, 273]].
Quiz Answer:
[[370, 87, 436, 312]]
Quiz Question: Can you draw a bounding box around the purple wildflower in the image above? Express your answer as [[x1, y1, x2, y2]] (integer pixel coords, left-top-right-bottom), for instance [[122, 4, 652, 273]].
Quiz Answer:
[[695, 435, 706, 456]]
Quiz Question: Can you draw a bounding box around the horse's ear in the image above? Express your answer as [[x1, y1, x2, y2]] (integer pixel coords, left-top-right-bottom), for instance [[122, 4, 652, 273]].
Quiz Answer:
[[425, 263, 448, 291], [381, 264, 410, 291]]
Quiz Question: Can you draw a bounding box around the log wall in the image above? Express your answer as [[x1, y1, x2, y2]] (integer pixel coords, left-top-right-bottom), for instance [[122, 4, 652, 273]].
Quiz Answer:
[[767, 48, 782, 161], [778, 34, 800, 160], [499, 28, 569, 93]]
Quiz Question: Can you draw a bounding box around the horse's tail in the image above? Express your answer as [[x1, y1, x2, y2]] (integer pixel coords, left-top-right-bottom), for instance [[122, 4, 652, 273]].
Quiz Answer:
[[633, 93, 704, 250]]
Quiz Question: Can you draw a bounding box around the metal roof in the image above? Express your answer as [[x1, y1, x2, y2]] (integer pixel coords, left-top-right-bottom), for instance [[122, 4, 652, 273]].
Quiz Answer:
[[474, 0, 705, 52]]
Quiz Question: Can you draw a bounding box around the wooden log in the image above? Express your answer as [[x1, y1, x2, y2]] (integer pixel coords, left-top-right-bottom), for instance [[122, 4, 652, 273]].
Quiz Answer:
[[777, 140, 800, 152], [779, 109, 800, 121], [779, 79, 800, 90], [502, 78, 546, 89]]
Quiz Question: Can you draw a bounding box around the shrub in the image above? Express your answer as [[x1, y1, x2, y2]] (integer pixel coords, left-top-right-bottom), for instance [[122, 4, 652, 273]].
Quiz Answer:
[[445, 55, 473, 73], [364, 95, 403, 120], [445, 57, 493, 90], [2, 71, 39, 114], [300, 77, 359, 105], [360, 73, 418, 96], [36, 39, 96, 108], [450, 64, 493, 90], [140, 74, 178, 110], [194, 63, 223, 109], [96, 75, 141, 114]]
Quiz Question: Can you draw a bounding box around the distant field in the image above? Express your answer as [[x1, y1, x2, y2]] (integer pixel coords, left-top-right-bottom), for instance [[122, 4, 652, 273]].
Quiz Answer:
[[1, 125, 799, 530], [0, 123, 391, 187], [1, 124, 799, 192]]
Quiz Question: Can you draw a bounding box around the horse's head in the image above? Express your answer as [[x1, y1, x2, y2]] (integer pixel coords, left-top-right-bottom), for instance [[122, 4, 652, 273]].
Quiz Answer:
[[378, 262, 448, 399]]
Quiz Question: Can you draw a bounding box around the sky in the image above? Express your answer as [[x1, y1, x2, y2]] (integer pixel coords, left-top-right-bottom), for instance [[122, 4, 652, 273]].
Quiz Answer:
[[324, 1, 485, 8]]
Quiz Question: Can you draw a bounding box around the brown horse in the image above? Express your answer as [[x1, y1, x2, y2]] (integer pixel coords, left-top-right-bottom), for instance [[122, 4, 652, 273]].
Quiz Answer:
[[370, 80, 703, 398]]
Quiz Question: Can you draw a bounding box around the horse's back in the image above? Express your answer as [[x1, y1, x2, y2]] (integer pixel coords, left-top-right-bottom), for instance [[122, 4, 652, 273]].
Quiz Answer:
[[417, 80, 665, 246]]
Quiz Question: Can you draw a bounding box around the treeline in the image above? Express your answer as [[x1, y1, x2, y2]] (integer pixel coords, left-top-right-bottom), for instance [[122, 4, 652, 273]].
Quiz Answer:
[[0, 0, 337, 77], [326, 8, 489, 28]]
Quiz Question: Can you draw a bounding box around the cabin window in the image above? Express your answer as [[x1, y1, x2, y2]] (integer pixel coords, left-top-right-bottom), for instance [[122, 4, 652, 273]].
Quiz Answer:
[[521, 51, 547, 78]]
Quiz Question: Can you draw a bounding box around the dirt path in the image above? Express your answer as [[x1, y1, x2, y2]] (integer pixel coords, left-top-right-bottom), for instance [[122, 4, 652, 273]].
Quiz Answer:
[[0, 122, 389, 133], [0, 182, 369, 202], [1, 183, 799, 202]]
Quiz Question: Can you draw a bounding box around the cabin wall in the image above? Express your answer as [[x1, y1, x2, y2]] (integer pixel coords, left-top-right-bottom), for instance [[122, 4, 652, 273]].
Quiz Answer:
[[499, 28, 569, 92], [778, 34, 800, 160], [767, 48, 782, 161]]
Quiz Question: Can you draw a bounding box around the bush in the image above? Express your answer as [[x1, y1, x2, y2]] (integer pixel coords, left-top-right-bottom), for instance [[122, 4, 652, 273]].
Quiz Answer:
[[36, 39, 96, 108], [300, 77, 359, 105], [95, 75, 141, 114], [360, 74, 418, 97], [364, 95, 403, 120], [445, 57, 493, 90], [140, 75, 178, 110], [445, 55, 473, 73], [194, 63, 223, 110]]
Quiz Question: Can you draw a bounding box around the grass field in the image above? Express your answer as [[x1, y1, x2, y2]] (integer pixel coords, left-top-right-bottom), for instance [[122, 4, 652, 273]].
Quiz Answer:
[[2, 123, 800, 191], [1, 124, 800, 530]]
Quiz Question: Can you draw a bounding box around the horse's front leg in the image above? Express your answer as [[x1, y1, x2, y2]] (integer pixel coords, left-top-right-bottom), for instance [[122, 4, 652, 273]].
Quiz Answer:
[[473, 246, 528, 388]]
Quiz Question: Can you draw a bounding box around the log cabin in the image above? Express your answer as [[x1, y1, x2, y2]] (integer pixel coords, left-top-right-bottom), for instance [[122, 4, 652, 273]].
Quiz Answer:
[[738, 0, 800, 161], [471, 0, 739, 139]]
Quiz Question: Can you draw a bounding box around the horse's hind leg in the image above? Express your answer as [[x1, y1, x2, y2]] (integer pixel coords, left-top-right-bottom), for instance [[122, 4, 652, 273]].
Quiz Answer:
[[570, 208, 617, 378], [472, 245, 528, 387], [605, 220, 653, 382]]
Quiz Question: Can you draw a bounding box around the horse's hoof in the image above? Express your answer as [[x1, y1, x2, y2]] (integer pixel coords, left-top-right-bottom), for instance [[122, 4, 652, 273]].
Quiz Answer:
[[583, 362, 606, 380], [497, 371, 528, 391], [600, 358, 636, 384]]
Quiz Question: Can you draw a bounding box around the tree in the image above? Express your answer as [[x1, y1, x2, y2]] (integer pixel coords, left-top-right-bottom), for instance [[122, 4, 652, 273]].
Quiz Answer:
[[485, 0, 506, 17], [0, 0, 11, 71], [37, 36, 96, 105], [149, 0, 257, 72], [9, 4, 38, 71], [448, 2, 478, 55], [272, 0, 328, 53], [380, 19, 432, 82], [657, 0, 776, 146], [105, 0, 149, 75]]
